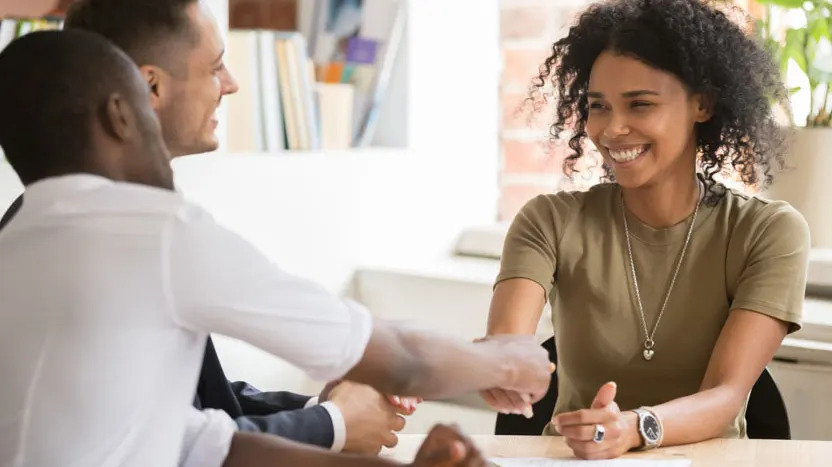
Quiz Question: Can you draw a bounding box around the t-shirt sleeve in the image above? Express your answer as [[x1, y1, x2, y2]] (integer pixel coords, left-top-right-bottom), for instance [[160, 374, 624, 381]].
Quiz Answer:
[[730, 204, 810, 333], [496, 194, 568, 298], [165, 205, 373, 382]]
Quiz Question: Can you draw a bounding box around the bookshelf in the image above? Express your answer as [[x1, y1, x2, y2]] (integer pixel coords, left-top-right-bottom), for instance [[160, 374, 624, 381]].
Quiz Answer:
[[218, 0, 408, 154], [2, 0, 499, 201], [0, 0, 408, 158]]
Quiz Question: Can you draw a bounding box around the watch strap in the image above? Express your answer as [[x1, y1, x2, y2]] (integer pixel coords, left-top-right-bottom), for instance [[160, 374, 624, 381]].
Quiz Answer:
[[633, 407, 663, 450]]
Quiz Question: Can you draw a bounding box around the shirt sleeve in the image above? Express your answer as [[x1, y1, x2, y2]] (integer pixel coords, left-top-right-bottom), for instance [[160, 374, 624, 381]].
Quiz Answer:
[[233, 406, 335, 449], [301, 398, 345, 451], [495, 194, 569, 298], [318, 401, 346, 452], [730, 204, 810, 333], [165, 205, 374, 382], [179, 408, 237, 467]]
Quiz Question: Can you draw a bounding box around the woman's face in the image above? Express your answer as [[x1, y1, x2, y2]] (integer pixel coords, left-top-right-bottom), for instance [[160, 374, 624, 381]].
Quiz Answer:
[[585, 51, 711, 189]]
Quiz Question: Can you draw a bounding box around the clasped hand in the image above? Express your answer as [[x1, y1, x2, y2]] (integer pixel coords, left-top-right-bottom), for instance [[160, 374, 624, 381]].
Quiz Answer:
[[320, 381, 422, 454]]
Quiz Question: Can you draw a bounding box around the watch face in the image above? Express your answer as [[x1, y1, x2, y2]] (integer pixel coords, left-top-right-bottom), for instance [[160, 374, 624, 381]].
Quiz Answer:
[[642, 415, 661, 442]]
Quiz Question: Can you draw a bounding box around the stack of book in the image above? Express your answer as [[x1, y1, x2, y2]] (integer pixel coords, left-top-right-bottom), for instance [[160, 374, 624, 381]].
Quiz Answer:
[[226, 0, 405, 153], [228, 31, 321, 152]]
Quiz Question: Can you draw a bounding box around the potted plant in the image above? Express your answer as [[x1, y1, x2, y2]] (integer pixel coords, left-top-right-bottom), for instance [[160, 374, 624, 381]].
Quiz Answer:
[[757, 0, 832, 248]]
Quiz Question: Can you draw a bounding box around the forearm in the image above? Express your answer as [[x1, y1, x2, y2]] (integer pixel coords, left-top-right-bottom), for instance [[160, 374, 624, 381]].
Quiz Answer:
[[396, 327, 515, 398], [224, 432, 404, 467], [344, 322, 513, 399], [629, 385, 743, 449], [642, 311, 790, 448], [230, 381, 311, 414], [234, 406, 335, 449]]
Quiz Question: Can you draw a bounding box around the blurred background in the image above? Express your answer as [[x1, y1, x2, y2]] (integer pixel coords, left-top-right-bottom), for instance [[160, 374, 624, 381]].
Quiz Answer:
[[1, 0, 830, 440]]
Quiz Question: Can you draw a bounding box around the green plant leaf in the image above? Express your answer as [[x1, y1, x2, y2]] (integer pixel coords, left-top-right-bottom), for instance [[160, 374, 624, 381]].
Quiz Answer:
[[756, 0, 808, 8], [805, 36, 819, 65], [785, 28, 810, 75], [809, 13, 830, 41]]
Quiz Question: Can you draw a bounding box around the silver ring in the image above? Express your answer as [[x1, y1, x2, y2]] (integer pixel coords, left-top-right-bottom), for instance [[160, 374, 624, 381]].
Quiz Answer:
[[593, 424, 606, 444]]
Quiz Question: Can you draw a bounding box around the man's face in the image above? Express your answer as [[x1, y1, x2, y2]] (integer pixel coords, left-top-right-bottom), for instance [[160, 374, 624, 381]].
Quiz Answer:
[[154, 1, 239, 157]]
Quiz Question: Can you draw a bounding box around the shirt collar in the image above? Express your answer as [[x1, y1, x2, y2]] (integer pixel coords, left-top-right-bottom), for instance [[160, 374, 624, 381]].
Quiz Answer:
[[23, 173, 115, 211]]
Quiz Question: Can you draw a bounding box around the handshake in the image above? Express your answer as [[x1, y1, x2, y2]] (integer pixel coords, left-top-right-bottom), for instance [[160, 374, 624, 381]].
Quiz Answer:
[[405, 334, 554, 466], [227, 333, 555, 467], [382, 333, 556, 467], [472, 334, 555, 419]]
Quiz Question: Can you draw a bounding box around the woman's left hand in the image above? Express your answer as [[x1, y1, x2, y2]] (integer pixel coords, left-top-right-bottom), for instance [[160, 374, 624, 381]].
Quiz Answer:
[[551, 381, 640, 460]]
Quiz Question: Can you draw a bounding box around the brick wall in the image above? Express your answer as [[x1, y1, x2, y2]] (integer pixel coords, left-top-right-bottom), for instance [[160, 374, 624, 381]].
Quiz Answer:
[[497, 0, 763, 221], [498, 0, 593, 221]]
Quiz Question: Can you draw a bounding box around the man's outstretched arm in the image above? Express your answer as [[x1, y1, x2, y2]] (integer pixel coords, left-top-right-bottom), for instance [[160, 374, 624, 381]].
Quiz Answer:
[[170, 207, 553, 415], [343, 321, 553, 408]]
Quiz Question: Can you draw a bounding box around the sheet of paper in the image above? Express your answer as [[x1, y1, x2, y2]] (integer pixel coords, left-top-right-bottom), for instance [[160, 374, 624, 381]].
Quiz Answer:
[[489, 458, 692, 467]]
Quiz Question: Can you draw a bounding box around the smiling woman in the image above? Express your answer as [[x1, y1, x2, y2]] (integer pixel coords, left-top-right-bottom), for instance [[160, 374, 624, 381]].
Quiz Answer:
[[484, 0, 812, 461], [534, 0, 788, 208]]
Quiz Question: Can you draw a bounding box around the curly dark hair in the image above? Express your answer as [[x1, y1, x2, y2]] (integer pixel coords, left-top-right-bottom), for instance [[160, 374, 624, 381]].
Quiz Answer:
[[530, 0, 788, 205]]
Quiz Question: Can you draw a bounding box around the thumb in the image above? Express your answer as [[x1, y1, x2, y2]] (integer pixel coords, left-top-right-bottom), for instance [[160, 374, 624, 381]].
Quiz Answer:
[[591, 381, 617, 409]]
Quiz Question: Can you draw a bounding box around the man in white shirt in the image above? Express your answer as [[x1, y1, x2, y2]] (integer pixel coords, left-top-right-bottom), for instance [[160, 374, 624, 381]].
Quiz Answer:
[[0, 30, 552, 467]]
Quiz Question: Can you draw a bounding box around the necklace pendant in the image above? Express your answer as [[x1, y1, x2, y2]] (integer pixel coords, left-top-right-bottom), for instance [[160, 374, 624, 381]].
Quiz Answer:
[[643, 339, 655, 361]]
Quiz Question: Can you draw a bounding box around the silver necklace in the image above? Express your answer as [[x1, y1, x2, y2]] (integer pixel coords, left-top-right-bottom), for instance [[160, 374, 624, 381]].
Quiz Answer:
[[622, 183, 701, 361]]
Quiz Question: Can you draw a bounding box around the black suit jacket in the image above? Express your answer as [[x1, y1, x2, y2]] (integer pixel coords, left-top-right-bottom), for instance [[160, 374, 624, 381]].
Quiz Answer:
[[0, 194, 335, 448]]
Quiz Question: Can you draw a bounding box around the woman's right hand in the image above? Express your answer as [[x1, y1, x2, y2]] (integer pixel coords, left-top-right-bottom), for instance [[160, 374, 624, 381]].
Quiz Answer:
[[479, 387, 533, 418], [480, 279, 551, 415], [410, 424, 486, 467]]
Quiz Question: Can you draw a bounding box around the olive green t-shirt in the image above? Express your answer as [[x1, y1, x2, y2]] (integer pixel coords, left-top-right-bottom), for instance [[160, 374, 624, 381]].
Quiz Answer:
[[496, 183, 810, 439]]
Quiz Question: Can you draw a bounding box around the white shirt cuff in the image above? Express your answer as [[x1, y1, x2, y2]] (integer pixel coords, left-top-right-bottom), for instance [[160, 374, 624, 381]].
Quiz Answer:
[[180, 408, 237, 467], [319, 401, 346, 452]]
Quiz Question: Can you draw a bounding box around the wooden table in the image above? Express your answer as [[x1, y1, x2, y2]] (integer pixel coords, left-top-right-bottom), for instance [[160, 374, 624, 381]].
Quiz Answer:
[[385, 435, 832, 466]]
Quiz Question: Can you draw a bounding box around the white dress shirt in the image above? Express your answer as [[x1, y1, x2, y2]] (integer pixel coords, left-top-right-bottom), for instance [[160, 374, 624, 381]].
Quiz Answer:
[[180, 408, 237, 467], [0, 175, 373, 467]]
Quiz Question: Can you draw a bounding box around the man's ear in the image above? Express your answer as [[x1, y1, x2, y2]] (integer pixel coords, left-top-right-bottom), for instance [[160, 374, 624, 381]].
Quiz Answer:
[[139, 65, 163, 110], [693, 93, 714, 123], [100, 93, 136, 142]]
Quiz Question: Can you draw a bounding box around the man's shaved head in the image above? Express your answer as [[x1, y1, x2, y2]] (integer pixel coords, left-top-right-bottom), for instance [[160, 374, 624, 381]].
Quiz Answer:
[[0, 30, 172, 188]]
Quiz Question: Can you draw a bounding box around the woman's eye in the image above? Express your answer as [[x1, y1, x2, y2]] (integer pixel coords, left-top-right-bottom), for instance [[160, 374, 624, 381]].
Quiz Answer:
[[588, 102, 605, 110], [631, 101, 652, 108]]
